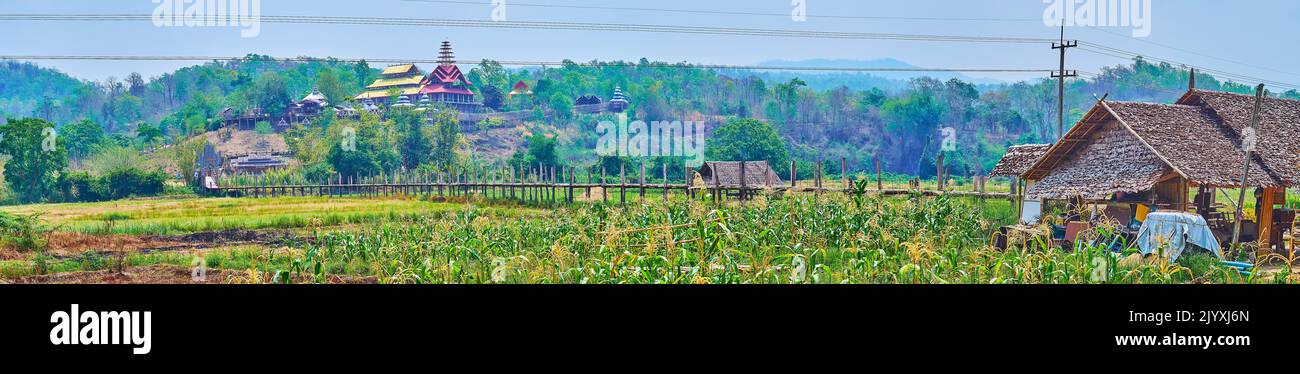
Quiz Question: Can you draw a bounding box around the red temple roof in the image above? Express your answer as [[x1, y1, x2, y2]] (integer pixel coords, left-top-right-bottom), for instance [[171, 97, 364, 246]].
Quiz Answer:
[[424, 64, 473, 86]]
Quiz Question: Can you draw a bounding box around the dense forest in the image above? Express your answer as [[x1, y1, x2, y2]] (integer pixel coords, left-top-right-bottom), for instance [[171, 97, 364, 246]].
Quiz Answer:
[[2, 55, 1298, 203]]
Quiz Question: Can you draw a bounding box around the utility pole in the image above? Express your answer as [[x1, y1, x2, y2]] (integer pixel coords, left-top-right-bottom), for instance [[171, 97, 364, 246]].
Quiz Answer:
[[1051, 22, 1078, 140], [1231, 84, 1265, 249]]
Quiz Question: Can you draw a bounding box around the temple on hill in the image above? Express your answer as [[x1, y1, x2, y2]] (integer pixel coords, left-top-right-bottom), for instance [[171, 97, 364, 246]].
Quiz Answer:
[[608, 86, 629, 113], [355, 40, 481, 112]]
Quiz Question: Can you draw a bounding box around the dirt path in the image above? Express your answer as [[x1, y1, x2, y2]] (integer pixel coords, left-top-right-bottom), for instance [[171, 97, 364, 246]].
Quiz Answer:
[[3, 264, 378, 284], [26, 229, 302, 258]]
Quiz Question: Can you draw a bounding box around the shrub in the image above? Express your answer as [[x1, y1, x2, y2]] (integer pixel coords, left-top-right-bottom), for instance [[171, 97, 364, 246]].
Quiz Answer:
[[0, 211, 44, 252], [55, 167, 167, 202], [56, 171, 110, 202], [104, 167, 167, 199], [302, 163, 335, 184], [255, 121, 274, 135]]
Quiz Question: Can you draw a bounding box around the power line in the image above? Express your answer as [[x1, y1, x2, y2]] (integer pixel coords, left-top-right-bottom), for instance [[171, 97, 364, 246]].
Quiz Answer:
[[1078, 42, 1300, 91], [1083, 26, 1300, 79], [0, 54, 1054, 74], [400, 0, 1043, 22], [0, 14, 1058, 44], [1081, 43, 1300, 89]]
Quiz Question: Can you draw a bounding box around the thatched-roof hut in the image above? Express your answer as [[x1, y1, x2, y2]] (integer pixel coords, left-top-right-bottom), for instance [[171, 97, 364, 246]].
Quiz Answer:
[[1024, 90, 1297, 200], [697, 161, 784, 188], [1019, 88, 1299, 247], [989, 144, 1051, 177]]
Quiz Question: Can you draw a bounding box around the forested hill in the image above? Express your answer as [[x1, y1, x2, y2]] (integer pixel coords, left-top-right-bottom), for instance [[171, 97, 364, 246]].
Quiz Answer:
[[2, 57, 1296, 177]]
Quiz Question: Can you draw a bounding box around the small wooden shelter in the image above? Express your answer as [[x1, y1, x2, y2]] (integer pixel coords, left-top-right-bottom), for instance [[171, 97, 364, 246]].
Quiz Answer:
[[990, 144, 1051, 178], [697, 161, 784, 188], [990, 144, 1052, 224]]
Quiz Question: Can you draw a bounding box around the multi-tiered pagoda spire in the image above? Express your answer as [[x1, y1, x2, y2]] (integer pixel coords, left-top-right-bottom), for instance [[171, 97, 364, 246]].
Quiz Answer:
[[438, 40, 455, 67]]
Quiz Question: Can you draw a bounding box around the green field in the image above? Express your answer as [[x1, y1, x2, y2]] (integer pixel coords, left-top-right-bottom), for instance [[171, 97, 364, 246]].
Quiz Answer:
[[2, 191, 1288, 284]]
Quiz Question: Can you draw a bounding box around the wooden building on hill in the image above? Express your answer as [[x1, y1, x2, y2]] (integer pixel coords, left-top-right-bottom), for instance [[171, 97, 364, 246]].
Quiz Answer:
[[355, 40, 480, 112], [355, 63, 425, 105], [1018, 86, 1298, 249], [608, 86, 629, 113]]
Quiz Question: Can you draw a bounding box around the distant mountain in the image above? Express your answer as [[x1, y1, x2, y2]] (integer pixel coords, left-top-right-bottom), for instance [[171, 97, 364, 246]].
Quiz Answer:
[[755, 58, 1008, 86]]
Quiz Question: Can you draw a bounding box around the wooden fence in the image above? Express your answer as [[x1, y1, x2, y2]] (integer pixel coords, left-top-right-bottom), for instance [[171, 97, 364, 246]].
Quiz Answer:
[[205, 159, 1013, 204]]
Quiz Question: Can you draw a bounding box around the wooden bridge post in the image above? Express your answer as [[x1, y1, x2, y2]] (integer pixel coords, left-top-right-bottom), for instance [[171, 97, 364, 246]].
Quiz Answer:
[[937, 154, 945, 192], [790, 160, 797, 191], [841, 157, 848, 192], [639, 160, 646, 202], [875, 156, 882, 191], [711, 163, 720, 204], [739, 161, 747, 202], [684, 162, 692, 200], [662, 162, 669, 202], [620, 161, 626, 206]]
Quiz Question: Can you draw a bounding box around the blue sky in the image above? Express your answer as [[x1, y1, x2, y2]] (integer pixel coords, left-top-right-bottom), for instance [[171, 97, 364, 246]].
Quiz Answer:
[[2, 0, 1298, 87]]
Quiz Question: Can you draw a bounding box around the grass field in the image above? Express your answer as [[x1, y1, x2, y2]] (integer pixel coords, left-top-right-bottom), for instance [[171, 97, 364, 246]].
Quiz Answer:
[[0, 191, 1293, 284], [0, 196, 543, 235]]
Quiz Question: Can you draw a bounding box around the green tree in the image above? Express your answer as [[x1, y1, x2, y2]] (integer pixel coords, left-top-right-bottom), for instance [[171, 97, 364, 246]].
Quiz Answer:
[[548, 92, 573, 120], [61, 119, 104, 159], [353, 60, 373, 88], [0, 118, 68, 203], [525, 132, 558, 168], [481, 85, 505, 110], [704, 118, 789, 167], [316, 69, 347, 106], [327, 113, 400, 178], [392, 107, 431, 169], [429, 109, 460, 168], [247, 73, 291, 116], [136, 122, 164, 144]]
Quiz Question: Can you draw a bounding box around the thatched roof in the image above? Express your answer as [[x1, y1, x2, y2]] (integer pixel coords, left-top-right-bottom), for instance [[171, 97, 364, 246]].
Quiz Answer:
[[1026, 123, 1170, 200], [1106, 101, 1276, 187], [1178, 90, 1300, 185], [989, 144, 1050, 177], [1024, 89, 1299, 199], [698, 161, 784, 187]]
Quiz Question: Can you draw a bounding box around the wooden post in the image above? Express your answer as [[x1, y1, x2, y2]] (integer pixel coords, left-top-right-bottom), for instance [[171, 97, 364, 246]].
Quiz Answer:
[[739, 161, 747, 202], [790, 160, 797, 191], [838, 157, 846, 191], [639, 160, 646, 202], [937, 154, 945, 192], [620, 161, 626, 206], [712, 163, 721, 204], [662, 162, 669, 202], [875, 157, 883, 191], [814, 160, 822, 190], [1232, 84, 1265, 249]]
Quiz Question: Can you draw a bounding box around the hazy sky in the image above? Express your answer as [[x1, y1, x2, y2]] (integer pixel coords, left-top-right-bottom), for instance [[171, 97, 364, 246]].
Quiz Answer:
[[2, 0, 1298, 87]]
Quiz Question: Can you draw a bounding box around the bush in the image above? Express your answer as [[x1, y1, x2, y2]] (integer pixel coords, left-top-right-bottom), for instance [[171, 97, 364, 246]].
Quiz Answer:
[[0, 211, 44, 252], [56, 171, 110, 202], [55, 167, 167, 202], [104, 167, 166, 199], [255, 121, 274, 135], [302, 163, 335, 184]]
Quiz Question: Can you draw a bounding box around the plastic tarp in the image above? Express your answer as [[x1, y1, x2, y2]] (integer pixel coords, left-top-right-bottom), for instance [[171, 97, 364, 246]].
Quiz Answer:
[[1134, 211, 1222, 262]]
